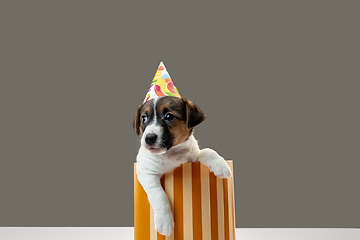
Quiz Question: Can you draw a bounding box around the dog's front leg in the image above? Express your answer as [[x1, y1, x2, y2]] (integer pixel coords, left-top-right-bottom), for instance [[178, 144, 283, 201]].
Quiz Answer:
[[197, 148, 232, 178], [137, 172, 174, 236]]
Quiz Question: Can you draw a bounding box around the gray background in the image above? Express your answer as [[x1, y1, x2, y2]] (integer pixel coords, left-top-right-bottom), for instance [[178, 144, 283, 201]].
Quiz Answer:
[[1, 1, 359, 228]]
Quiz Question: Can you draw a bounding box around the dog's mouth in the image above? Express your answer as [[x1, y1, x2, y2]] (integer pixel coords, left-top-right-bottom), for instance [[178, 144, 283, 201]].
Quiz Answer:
[[146, 146, 167, 155], [142, 136, 172, 155]]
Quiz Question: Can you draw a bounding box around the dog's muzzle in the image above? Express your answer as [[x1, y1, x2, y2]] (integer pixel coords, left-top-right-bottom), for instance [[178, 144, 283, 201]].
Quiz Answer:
[[143, 133, 166, 154]]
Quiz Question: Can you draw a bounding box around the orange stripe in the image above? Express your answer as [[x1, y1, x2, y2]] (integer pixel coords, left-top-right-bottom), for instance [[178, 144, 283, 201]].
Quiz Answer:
[[173, 165, 183, 240], [200, 163, 211, 240], [209, 171, 218, 240], [134, 164, 150, 240], [183, 162, 193, 240], [192, 162, 202, 240], [223, 178, 229, 240]]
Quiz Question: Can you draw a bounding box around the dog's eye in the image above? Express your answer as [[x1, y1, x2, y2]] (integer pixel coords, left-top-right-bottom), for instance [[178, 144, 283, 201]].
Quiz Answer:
[[141, 115, 148, 123], [164, 113, 175, 122]]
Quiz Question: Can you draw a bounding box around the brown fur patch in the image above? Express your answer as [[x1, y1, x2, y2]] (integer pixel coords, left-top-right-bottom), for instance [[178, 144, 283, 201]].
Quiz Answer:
[[182, 98, 206, 128], [169, 119, 191, 146], [156, 97, 192, 147], [132, 99, 154, 135]]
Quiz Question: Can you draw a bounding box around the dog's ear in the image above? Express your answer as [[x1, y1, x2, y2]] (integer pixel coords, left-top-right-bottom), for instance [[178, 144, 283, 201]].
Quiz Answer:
[[182, 98, 206, 129], [132, 104, 142, 135]]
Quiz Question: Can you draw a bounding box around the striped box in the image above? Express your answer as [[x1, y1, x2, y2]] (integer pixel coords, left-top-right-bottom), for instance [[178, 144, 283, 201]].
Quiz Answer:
[[134, 161, 236, 240]]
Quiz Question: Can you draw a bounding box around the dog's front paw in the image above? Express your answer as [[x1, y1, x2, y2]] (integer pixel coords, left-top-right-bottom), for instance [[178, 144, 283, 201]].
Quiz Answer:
[[209, 160, 232, 178], [154, 210, 174, 236]]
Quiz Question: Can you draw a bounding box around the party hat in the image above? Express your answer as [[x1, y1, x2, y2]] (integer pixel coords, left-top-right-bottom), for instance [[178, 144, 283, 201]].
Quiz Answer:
[[143, 62, 181, 103]]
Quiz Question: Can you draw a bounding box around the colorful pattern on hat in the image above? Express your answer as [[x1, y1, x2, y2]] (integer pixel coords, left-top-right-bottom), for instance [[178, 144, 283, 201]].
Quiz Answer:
[[143, 62, 181, 103]]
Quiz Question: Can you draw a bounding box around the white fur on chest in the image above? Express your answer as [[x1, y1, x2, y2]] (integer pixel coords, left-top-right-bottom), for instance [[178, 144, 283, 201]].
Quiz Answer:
[[136, 134, 201, 176]]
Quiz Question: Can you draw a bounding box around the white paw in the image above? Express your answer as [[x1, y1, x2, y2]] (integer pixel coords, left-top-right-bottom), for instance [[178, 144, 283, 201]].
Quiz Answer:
[[209, 160, 232, 178], [154, 210, 174, 236]]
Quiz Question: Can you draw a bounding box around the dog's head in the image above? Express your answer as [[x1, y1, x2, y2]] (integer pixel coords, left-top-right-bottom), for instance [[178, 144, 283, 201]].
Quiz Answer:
[[133, 96, 206, 154]]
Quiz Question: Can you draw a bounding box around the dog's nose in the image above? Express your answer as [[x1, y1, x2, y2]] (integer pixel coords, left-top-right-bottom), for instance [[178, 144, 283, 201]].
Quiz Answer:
[[145, 133, 157, 145]]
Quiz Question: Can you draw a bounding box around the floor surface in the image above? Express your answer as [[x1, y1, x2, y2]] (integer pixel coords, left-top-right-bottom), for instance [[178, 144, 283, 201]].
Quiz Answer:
[[0, 227, 359, 240]]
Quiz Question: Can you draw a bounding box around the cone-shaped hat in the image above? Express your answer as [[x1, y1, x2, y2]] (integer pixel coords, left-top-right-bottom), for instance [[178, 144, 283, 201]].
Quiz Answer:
[[143, 62, 181, 103]]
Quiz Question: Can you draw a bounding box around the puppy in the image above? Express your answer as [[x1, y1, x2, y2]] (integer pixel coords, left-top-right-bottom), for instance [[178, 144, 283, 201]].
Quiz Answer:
[[133, 96, 232, 236]]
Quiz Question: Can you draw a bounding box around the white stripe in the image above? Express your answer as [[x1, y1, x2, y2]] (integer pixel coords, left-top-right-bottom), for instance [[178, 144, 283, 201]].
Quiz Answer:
[[217, 178, 225, 240], [165, 171, 174, 240], [231, 162, 236, 238], [183, 162, 193, 240], [201, 164, 211, 240], [227, 163, 234, 240], [150, 206, 157, 240]]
